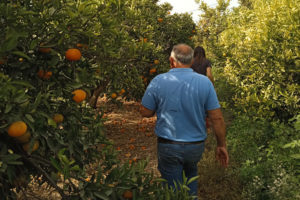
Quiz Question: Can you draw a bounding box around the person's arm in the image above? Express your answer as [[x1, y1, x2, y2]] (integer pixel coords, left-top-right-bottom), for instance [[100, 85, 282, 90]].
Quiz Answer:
[[206, 67, 214, 84], [140, 104, 155, 118], [207, 108, 229, 167]]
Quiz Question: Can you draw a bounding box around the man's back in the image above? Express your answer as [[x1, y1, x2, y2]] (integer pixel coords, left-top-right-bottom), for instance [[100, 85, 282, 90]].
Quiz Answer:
[[142, 68, 220, 142]]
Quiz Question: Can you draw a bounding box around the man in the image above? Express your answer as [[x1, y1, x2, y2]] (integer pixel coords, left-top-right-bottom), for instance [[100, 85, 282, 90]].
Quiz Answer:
[[140, 44, 229, 197]]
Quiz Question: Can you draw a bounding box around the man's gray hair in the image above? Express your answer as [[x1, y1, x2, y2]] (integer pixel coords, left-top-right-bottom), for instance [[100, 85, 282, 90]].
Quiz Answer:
[[170, 44, 194, 65]]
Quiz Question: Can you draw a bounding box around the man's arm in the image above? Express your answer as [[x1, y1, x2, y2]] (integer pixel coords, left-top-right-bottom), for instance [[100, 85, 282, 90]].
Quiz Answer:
[[207, 108, 229, 167], [140, 104, 155, 118]]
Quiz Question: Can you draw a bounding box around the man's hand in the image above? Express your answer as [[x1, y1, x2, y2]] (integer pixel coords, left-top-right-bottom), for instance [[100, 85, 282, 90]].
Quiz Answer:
[[216, 146, 229, 168]]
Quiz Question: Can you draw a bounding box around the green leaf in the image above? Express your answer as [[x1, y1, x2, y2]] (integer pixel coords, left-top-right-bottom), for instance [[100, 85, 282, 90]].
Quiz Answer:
[[94, 192, 110, 200], [11, 80, 34, 89], [50, 157, 62, 171], [291, 154, 300, 159], [12, 51, 31, 61], [4, 104, 12, 114], [48, 118, 57, 128], [25, 114, 35, 122], [187, 176, 199, 185], [2, 37, 18, 52]]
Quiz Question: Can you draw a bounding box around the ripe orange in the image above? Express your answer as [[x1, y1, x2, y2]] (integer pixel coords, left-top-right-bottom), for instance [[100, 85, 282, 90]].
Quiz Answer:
[[23, 140, 39, 153], [53, 114, 64, 123], [143, 38, 148, 43], [19, 58, 24, 62], [15, 131, 31, 143], [119, 89, 125, 95], [192, 30, 196, 33], [76, 43, 88, 49], [157, 18, 163, 23], [43, 71, 52, 80], [7, 121, 27, 137], [37, 70, 45, 78], [123, 190, 133, 199], [0, 57, 6, 65], [111, 93, 117, 99], [65, 48, 81, 61], [149, 68, 157, 74], [167, 11, 171, 15], [39, 47, 51, 53], [72, 89, 87, 103], [154, 60, 159, 65]]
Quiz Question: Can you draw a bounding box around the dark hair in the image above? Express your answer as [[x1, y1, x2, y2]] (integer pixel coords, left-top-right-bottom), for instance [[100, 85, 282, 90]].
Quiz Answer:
[[191, 46, 209, 75], [193, 46, 206, 60], [171, 44, 194, 65]]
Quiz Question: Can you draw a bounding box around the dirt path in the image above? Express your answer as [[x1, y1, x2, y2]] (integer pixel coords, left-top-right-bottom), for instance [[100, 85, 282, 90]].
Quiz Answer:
[[101, 100, 243, 200]]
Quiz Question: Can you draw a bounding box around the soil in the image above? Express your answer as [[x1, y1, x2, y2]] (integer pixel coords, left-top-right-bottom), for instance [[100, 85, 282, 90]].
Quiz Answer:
[[100, 99, 243, 200]]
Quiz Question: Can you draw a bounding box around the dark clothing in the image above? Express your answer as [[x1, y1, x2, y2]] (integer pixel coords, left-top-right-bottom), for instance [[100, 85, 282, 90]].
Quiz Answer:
[[191, 59, 211, 75]]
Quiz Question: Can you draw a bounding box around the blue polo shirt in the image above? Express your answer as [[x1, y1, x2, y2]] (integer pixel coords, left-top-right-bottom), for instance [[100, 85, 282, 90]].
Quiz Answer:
[[141, 68, 220, 142]]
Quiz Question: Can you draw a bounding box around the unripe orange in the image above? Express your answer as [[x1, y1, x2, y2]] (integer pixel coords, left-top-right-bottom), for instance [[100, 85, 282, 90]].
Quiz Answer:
[[53, 114, 64, 123]]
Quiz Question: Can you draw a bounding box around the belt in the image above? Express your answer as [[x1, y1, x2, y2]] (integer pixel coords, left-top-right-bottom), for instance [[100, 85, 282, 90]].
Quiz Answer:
[[157, 137, 204, 145]]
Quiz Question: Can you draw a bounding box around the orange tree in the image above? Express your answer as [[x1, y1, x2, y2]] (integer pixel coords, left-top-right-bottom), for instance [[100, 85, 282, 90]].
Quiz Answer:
[[194, 0, 300, 199], [89, 0, 196, 106], [0, 0, 196, 199]]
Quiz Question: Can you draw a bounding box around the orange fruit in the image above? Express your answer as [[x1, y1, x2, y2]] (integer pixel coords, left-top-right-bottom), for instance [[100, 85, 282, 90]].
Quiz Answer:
[[7, 121, 27, 137], [15, 131, 31, 143], [43, 71, 52, 80], [53, 114, 64, 123], [76, 43, 88, 49], [192, 30, 196, 33], [123, 190, 133, 199], [111, 93, 117, 99], [72, 89, 87, 103], [37, 70, 45, 78], [154, 60, 159, 65], [65, 48, 81, 61], [167, 11, 171, 14], [39, 47, 51, 53], [149, 68, 156, 74], [19, 58, 24, 62], [143, 38, 148, 43], [119, 89, 125, 95], [0, 57, 6, 65], [157, 18, 163, 23], [23, 140, 39, 153]]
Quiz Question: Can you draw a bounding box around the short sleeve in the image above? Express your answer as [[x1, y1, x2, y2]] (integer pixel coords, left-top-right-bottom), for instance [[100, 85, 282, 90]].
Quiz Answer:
[[141, 78, 158, 111], [205, 81, 220, 111]]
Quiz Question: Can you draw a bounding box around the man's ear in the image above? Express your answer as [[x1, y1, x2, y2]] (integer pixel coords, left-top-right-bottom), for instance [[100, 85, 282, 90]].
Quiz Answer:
[[169, 57, 175, 68]]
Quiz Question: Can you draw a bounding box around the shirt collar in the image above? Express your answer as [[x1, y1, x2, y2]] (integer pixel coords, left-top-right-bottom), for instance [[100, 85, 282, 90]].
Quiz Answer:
[[169, 68, 193, 72]]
